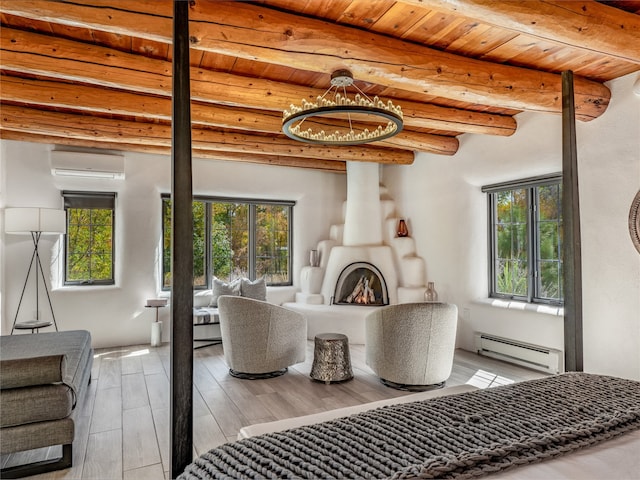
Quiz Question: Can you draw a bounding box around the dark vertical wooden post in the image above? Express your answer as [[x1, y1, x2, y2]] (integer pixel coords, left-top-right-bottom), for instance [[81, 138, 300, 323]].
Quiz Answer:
[[170, 0, 193, 477], [561, 70, 583, 372]]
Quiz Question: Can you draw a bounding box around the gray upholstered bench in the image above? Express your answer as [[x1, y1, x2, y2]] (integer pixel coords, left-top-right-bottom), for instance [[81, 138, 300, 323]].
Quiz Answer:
[[0, 330, 93, 478]]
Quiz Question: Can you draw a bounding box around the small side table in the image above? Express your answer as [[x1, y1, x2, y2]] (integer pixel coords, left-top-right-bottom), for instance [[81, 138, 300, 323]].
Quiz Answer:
[[145, 299, 168, 347], [310, 333, 354, 384]]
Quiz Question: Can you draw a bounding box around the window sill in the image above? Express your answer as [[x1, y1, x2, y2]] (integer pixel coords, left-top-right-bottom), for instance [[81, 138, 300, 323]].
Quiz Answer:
[[473, 298, 564, 317], [53, 284, 120, 292]]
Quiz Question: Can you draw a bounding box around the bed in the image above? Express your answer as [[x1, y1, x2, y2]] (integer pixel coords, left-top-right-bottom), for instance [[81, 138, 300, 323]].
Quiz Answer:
[[179, 372, 640, 479]]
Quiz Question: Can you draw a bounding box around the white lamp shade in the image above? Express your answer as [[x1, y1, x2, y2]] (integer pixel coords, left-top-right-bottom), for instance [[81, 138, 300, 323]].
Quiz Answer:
[[5, 208, 66, 235], [40, 208, 66, 234]]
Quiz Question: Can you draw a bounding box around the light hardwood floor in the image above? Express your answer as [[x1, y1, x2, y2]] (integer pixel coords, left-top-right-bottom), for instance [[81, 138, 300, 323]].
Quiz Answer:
[[2, 342, 545, 479]]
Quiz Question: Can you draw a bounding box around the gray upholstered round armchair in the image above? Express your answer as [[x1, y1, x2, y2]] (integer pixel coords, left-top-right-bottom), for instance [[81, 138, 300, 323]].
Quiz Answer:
[[217, 295, 307, 379], [365, 302, 458, 391]]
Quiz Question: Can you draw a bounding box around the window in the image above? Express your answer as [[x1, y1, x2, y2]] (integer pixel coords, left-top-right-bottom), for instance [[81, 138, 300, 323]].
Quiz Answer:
[[162, 195, 293, 289], [484, 175, 563, 305], [63, 191, 116, 285]]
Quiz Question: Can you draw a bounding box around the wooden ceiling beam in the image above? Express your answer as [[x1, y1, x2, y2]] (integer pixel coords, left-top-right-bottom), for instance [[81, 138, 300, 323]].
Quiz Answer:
[[0, 28, 515, 138], [186, 1, 609, 121], [0, 76, 459, 155], [0, 0, 611, 120], [0, 105, 414, 165], [188, 151, 346, 173], [0, 130, 347, 172], [401, 0, 640, 64]]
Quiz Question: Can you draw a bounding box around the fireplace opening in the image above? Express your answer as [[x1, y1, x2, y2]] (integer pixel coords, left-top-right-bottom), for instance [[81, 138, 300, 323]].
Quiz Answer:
[[333, 262, 389, 306]]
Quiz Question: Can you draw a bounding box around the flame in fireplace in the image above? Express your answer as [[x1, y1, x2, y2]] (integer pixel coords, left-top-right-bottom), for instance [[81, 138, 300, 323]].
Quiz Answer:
[[333, 262, 389, 306], [342, 275, 377, 304]]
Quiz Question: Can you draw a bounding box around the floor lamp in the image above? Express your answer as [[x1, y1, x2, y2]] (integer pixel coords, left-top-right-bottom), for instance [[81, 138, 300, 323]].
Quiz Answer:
[[5, 207, 66, 334]]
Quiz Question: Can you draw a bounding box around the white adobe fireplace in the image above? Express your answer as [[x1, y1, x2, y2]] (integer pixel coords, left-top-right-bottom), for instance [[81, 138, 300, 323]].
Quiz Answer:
[[284, 162, 430, 343]]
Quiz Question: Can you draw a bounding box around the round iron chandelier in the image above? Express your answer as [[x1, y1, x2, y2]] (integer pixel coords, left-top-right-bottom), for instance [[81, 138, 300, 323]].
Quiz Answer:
[[282, 70, 403, 146]]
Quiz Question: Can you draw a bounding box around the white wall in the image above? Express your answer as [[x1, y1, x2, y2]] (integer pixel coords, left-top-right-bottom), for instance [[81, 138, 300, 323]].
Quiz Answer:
[[383, 72, 640, 380], [2, 74, 638, 378], [0, 145, 345, 347]]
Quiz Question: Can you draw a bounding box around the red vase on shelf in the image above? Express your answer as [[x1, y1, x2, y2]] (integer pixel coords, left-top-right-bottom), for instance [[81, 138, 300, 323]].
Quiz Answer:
[[397, 219, 409, 237]]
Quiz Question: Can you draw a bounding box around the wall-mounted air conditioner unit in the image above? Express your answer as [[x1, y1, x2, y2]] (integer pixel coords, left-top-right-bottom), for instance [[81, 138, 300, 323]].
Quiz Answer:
[[51, 151, 125, 179]]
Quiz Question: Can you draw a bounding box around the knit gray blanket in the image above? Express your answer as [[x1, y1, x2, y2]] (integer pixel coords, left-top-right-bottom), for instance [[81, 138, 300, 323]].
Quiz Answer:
[[180, 373, 640, 479]]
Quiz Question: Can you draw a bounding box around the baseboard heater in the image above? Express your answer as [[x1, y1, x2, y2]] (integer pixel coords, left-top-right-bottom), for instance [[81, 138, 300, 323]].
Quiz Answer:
[[474, 333, 563, 374]]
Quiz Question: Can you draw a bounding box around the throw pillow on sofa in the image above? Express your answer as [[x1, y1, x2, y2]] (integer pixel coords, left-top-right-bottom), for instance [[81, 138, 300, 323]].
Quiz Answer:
[[209, 277, 241, 307], [241, 277, 267, 301]]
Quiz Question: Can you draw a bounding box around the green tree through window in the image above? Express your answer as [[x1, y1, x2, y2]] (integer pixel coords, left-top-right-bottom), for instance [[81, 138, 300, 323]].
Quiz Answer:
[[485, 176, 563, 304], [162, 196, 293, 289], [537, 184, 563, 300], [495, 188, 528, 296], [256, 204, 290, 283], [63, 191, 115, 285]]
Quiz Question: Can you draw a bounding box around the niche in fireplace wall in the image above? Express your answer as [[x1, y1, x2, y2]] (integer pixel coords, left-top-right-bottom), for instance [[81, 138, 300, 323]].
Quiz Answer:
[[333, 262, 389, 306]]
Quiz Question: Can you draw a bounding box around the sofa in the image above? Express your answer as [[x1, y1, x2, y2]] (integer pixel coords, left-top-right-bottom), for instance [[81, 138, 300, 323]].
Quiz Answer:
[[193, 281, 297, 309], [0, 330, 93, 478]]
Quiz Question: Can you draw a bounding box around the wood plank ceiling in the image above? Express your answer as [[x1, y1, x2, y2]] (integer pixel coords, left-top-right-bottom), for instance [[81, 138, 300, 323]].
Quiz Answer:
[[1, 0, 639, 172]]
